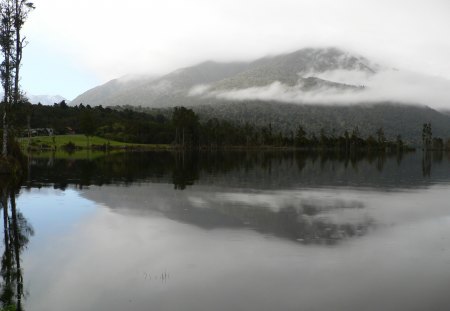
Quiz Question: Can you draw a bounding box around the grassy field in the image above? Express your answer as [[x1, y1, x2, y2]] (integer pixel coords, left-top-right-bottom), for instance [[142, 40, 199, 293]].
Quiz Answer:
[[19, 135, 170, 150], [25, 149, 124, 160]]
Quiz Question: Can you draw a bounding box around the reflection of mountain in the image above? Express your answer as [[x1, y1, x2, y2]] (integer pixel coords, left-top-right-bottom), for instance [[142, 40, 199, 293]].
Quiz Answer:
[[27, 151, 450, 191], [81, 184, 373, 245], [0, 182, 34, 310]]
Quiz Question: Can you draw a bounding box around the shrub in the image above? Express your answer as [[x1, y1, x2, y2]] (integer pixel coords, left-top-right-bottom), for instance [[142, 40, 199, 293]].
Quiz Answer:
[[62, 141, 77, 153]]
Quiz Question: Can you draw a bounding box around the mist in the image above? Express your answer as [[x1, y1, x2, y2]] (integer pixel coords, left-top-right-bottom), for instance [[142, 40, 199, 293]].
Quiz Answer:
[[23, 0, 450, 99], [190, 69, 450, 109]]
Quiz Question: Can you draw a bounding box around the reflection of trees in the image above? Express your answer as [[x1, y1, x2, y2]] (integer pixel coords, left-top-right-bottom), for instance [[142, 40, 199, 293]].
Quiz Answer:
[[172, 152, 199, 190], [26, 149, 440, 190], [422, 151, 432, 177], [0, 180, 34, 311], [421, 151, 448, 177], [432, 150, 443, 163]]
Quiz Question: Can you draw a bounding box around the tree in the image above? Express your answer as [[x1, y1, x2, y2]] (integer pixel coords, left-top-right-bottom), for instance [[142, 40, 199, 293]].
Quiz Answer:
[[80, 111, 95, 148], [319, 128, 328, 147], [376, 127, 386, 147], [396, 135, 403, 151], [344, 130, 350, 151], [172, 107, 199, 147], [0, 0, 34, 158], [294, 125, 307, 147], [13, 0, 35, 109], [350, 126, 362, 149], [0, 0, 14, 157], [422, 123, 432, 150]]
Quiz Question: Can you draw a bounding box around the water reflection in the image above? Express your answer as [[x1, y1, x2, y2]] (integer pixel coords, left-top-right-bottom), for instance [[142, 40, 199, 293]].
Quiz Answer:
[[26, 150, 450, 190], [80, 184, 375, 245], [422, 151, 432, 177], [180, 194, 373, 245], [22, 184, 450, 311], [11, 150, 450, 311], [172, 152, 199, 190], [233, 198, 372, 245], [0, 179, 33, 311]]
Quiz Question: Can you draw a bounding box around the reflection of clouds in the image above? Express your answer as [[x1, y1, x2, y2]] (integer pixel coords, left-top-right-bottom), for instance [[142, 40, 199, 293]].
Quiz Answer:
[[24, 184, 450, 311], [80, 184, 450, 247], [213, 190, 366, 220], [187, 196, 208, 208], [203, 190, 373, 244], [215, 192, 285, 212], [81, 185, 374, 245]]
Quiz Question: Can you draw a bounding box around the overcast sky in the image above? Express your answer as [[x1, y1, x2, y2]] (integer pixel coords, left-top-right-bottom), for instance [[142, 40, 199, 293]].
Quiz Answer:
[[22, 0, 450, 100]]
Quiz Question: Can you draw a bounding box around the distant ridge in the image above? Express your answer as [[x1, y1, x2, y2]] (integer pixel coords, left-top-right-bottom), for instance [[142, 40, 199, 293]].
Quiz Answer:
[[27, 94, 68, 105], [71, 47, 376, 108]]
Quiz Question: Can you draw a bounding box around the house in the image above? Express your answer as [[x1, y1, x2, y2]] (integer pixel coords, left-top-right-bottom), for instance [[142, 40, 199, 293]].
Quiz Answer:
[[25, 128, 55, 137], [66, 127, 76, 135]]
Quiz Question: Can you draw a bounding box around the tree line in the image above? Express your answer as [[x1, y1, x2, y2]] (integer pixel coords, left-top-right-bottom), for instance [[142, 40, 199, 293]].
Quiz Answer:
[[9, 101, 419, 152]]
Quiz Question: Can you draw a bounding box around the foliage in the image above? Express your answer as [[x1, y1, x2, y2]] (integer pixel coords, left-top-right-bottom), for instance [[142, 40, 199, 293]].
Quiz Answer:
[[80, 110, 95, 138], [10, 102, 417, 152], [0, 133, 26, 172], [61, 141, 76, 153], [172, 106, 199, 147], [12, 101, 174, 144], [0, 0, 34, 157], [422, 122, 432, 150], [193, 101, 450, 146], [0, 304, 17, 311]]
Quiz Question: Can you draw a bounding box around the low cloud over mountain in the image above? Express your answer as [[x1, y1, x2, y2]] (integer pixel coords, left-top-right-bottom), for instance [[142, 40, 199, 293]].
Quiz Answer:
[[71, 47, 450, 109]]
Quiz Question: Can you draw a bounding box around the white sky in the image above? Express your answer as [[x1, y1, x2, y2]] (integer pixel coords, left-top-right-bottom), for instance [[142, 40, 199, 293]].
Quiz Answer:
[[21, 0, 450, 100]]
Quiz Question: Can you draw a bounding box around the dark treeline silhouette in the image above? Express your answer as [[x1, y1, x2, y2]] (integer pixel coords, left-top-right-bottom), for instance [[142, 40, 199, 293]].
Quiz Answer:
[[10, 102, 413, 151], [8, 101, 174, 144], [421, 122, 448, 151]]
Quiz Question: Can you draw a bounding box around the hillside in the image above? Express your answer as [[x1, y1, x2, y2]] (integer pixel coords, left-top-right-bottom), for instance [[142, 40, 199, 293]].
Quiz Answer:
[[71, 47, 374, 108], [71, 61, 251, 107], [193, 101, 450, 145]]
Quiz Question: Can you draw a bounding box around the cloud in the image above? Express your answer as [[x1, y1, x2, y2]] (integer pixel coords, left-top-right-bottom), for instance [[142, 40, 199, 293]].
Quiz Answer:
[[115, 74, 156, 84], [191, 69, 450, 108], [22, 0, 450, 100]]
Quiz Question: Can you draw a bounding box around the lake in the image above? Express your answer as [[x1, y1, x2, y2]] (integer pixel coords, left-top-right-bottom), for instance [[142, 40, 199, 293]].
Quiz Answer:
[[3, 150, 450, 311]]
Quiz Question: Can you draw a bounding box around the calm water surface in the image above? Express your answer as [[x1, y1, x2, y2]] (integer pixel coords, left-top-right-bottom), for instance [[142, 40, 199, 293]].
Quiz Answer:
[[4, 151, 450, 310]]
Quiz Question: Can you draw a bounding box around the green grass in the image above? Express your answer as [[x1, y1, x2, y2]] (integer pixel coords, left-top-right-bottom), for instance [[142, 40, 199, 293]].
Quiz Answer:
[[18, 135, 171, 159], [18, 135, 170, 149], [25, 149, 123, 160]]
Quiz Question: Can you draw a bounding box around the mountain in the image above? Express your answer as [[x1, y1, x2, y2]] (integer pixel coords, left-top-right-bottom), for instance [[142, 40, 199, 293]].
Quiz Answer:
[[70, 47, 450, 144], [71, 47, 374, 108], [209, 47, 375, 91], [70, 74, 157, 107], [27, 94, 69, 105], [71, 62, 251, 107]]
